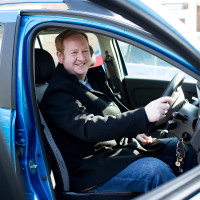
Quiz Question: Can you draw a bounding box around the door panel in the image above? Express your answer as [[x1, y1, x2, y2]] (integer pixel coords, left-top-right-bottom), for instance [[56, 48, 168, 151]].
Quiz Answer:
[[124, 77, 197, 110]]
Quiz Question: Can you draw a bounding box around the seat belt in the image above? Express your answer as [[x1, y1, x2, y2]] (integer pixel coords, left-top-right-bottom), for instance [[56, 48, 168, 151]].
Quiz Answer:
[[104, 51, 122, 99], [37, 107, 70, 192]]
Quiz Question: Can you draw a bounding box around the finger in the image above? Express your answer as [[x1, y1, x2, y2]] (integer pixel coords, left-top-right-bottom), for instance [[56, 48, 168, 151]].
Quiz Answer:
[[159, 104, 170, 111], [147, 136, 153, 143], [160, 103, 170, 110], [140, 137, 146, 143], [159, 109, 166, 115], [136, 135, 146, 143], [143, 135, 149, 140], [159, 114, 166, 119], [158, 96, 174, 103]]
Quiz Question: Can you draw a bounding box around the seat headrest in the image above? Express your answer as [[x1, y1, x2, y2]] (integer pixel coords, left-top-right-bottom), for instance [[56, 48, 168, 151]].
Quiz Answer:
[[90, 45, 96, 66], [35, 48, 55, 84]]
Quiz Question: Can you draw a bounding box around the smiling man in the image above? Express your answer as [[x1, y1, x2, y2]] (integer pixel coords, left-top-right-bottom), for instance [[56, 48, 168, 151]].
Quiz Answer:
[[56, 32, 91, 81], [41, 30, 197, 193]]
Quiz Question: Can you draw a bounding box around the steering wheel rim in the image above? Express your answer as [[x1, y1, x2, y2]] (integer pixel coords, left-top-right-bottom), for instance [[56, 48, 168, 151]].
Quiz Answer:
[[149, 73, 185, 133], [161, 73, 185, 97]]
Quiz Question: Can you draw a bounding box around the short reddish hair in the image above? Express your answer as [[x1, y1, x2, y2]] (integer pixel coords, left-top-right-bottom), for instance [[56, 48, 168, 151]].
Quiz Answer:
[[55, 30, 89, 54]]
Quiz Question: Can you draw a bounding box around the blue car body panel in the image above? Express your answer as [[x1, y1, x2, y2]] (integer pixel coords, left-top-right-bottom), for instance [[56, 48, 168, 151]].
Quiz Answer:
[[15, 15, 53, 199]]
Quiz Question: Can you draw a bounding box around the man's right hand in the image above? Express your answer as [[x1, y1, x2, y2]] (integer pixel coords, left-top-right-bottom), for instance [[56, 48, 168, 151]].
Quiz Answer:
[[144, 96, 174, 122]]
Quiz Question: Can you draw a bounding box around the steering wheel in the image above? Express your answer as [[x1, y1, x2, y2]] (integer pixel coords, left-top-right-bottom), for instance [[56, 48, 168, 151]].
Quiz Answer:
[[149, 73, 185, 133]]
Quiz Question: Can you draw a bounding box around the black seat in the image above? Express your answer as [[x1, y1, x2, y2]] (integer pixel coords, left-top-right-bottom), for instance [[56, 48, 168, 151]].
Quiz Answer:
[[34, 48, 141, 200], [35, 48, 55, 102]]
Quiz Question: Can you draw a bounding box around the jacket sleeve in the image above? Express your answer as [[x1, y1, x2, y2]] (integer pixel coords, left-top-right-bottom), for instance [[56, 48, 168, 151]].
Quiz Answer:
[[41, 84, 148, 143]]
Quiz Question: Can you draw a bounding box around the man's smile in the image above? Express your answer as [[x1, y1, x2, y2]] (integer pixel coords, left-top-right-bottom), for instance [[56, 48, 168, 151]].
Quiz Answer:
[[76, 62, 86, 67]]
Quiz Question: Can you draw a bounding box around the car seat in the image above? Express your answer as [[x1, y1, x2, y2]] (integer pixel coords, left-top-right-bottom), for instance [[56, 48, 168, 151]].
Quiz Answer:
[[34, 48, 141, 200]]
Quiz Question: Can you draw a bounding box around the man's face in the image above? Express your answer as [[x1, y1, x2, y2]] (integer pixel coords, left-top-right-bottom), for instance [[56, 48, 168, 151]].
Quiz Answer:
[[57, 34, 91, 81]]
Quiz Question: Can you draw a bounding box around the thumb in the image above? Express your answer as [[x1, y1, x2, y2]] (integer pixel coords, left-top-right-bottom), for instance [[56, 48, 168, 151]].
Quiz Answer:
[[159, 96, 174, 103]]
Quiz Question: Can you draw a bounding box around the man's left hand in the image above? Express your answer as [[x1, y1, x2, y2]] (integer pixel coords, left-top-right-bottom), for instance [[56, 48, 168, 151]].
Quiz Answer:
[[136, 134, 153, 146]]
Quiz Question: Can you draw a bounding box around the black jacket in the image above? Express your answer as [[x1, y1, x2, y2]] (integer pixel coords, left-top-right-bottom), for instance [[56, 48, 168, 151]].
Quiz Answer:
[[41, 64, 166, 192]]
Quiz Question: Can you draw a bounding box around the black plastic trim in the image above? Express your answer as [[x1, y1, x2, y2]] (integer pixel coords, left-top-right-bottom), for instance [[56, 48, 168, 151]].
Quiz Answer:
[[11, 15, 21, 110], [89, 0, 200, 72], [0, 22, 16, 109]]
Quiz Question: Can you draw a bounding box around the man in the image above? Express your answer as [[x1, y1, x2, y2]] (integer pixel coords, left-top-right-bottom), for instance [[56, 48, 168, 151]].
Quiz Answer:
[[41, 30, 197, 193]]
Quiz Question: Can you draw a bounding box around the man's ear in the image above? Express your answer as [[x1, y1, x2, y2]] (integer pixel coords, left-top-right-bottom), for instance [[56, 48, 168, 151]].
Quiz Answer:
[[56, 51, 64, 64]]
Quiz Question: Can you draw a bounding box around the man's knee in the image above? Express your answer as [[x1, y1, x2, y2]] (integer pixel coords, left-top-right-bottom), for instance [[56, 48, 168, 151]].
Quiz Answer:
[[148, 158, 175, 184], [133, 157, 175, 186]]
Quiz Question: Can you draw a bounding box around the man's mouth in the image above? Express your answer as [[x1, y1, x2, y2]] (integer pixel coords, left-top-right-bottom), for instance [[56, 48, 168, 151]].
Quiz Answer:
[[76, 62, 86, 67]]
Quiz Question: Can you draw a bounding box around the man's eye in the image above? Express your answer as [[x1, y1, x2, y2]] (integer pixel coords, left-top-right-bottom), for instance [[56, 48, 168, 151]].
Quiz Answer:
[[83, 50, 89, 53], [71, 52, 77, 54]]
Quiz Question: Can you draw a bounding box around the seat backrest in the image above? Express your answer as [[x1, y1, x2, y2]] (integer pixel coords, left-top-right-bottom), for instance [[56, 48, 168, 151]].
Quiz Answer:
[[35, 48, 55, 102]]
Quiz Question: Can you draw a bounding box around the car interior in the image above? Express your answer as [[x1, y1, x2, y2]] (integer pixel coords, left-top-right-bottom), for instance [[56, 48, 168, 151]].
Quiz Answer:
[[30, 27, 199, 199]]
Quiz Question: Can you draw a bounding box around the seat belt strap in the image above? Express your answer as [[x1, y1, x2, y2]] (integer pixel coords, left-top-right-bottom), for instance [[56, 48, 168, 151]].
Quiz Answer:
[[104, 51, 122, 99], [38, 108, 70, 191]]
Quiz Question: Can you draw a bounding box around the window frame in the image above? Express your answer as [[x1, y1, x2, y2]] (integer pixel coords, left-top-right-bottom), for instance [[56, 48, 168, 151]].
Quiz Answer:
[[115, 40, 197, 84]]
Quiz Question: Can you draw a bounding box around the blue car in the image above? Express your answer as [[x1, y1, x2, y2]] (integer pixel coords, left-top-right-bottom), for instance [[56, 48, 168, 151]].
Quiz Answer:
[[0, 0, 199, 199]]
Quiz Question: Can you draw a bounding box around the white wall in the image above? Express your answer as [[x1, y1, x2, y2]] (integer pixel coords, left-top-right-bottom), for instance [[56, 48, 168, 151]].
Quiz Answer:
[[159, 0, 199, 38]]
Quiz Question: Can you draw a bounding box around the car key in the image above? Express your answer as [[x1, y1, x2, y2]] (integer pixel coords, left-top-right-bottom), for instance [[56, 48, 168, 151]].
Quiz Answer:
[[175, 139, 184, 173], [179, 139, 186, 159]]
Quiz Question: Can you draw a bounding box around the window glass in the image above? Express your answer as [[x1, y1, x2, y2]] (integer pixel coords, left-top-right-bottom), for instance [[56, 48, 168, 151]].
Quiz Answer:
[[35, 32, 103, 67], [36, 34, 59, 65], [118, 41, 196, 83], [0, 25, 4, 55], [86, 33, 104, 67]]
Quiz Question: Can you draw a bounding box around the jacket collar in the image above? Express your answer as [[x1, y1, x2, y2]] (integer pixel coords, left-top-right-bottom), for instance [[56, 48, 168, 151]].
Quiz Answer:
[[55, 63, 100, 92]]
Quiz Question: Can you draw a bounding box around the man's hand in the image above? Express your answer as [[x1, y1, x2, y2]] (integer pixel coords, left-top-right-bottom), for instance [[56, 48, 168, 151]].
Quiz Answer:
[[144, 96, 174, 122], [136, 134, 152, 146]]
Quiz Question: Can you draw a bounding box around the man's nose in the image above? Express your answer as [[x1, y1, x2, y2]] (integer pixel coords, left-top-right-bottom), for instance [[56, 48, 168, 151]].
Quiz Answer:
[[77, 52, 85, 60]]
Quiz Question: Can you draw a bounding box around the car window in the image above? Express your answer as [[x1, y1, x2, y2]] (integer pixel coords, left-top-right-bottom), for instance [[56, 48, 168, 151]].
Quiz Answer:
[[86, 33, 104, 67], [35, 32, 103, 67], [35, 33, 58, 65], [118, 41, 196, 83], [0, 25, 3, 56]]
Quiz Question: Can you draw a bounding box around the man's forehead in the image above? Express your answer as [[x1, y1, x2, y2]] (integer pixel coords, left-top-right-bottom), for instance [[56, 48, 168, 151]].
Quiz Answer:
[[64, 34, 88, 43], [63, 34, 89, 50]]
